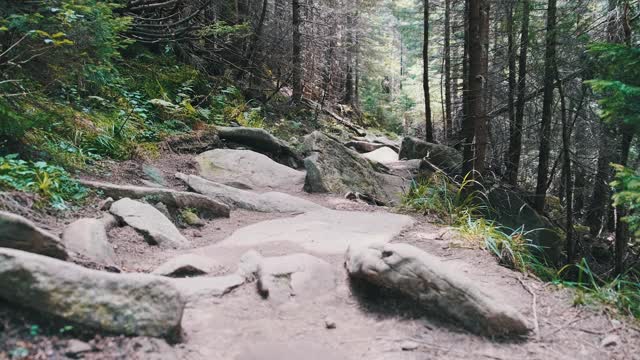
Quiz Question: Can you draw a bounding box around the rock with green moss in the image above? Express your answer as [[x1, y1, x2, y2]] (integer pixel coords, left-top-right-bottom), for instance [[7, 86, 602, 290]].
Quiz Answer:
[[180, 208, 204, 227], [0, 248, 185, 339]]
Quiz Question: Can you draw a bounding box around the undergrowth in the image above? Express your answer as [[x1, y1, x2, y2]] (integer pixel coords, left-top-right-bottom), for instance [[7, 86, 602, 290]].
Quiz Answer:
[[401, 171, 640, 320], [0, 154, 87, 209]]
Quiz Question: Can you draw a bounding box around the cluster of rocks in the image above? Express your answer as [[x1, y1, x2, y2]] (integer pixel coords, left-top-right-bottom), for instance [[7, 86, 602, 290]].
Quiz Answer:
[[0, 125, 536, 353]]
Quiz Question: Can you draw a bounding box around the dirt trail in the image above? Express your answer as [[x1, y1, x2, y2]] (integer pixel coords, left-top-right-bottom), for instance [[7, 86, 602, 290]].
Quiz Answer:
[[99, 153, 638, 360]]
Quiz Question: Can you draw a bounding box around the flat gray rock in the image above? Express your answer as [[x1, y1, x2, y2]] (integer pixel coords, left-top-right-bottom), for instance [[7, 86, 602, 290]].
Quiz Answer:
[[0, 211, 67, 259], [0, 248, 184, 338], [153, 254, 221, 277], [239, 251, 336, 303], [219, 209, 414, 254], [110, 198, 189, 249], [177, 173, 323, 213], [346, 242, 530, 337], [170, 274, 245, 302], [62, 218, 117, 266], [80, 180, 230, 219], [362, 147, 399, 164], [217, 126, 303, 168], [196, 149, 305, 190]]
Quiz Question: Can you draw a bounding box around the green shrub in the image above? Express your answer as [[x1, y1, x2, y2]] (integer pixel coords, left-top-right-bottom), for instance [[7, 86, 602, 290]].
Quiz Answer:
[[0, 154, 87, 209]]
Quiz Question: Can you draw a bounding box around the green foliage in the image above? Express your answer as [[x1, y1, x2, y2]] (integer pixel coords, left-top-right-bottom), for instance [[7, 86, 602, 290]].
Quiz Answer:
[[401, 172, 486, 225], [209, 86, 265, 127], [0, 154, 87, 209], [197, 21, 250, 40], [556, 259, 640, 319], [611, 164, 640, 241]]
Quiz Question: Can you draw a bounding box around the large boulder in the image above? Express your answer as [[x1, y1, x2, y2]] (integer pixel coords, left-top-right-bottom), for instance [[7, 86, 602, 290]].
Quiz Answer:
[[79, 180, 230, 219], [109, 198, 189, 249], [62, 218, 117, 266], [0, 211, 67, 260], [0, 248, 185, 338], [344, 140, 387, 153], [217, 126, 303, 168], [398, 136, 462, 174], [486, 186, 565, 264], [239, 251, 336, 303], [196, 149, 305, 191], [176, 173, 323, 213], [219, 209, 414, 254], [302, 131, 391, 204], [346, 243, 530, 337]]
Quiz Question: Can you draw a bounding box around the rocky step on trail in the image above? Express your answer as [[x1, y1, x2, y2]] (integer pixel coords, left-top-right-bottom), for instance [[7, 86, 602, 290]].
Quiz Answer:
[[0, 128, 637, 360]]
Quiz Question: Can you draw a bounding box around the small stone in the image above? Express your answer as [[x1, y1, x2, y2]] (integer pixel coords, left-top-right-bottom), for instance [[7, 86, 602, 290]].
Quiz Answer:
[[400, 341, 419, 351], [99, 197, 115, 211], [324, 317, 336, 329], [65, 339, 92, 357], [601, 334, 620, 348]]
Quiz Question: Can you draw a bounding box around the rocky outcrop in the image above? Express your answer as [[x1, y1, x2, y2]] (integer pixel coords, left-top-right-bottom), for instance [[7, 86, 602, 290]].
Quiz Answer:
[[62, 218, 117, 266], [303, 131, 391, 203], [346, 243, 530, 337], [219, 209, 414, 254], [238, 251, 336, 303], [217, 126, 303, 168], [362, 147, 399, 164], [398, 136, 462, 174], [0, 211, 67, 259], [79, 180, 230, 219], [153, 254, 221, 277], [170, 274, 245, 302], [176, 173, 323, 213], [109, 198, 189, 249], [196, 149, 305, 191], [0, 248, 185, 339]]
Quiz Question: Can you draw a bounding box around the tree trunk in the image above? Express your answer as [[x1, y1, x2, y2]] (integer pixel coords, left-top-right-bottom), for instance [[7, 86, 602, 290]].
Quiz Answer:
[[291, 0, 303, 103], [557, 68, 574, 264], [443, 0, 452, 139], [423, 0, 434, 142], [505, 0, 525, 185], [533, 0, 557, 212], [343, 10, 354, 104]]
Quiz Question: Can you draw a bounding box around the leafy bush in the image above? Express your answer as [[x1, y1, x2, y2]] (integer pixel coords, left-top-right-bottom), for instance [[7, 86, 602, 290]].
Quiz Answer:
[[611, 164, 640, 241], [0, 154, 87, 209]]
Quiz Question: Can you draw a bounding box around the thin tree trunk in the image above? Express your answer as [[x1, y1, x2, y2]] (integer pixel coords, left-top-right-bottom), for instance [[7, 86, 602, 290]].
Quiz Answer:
[[443, 0, 452, 139], [343, 10, 354, 104], [534, 0, 558, 212], [291, 0, 303, 103], [423, 0, 434, 142], [557, 68, 574, 264], [504, 0, 520, 185]]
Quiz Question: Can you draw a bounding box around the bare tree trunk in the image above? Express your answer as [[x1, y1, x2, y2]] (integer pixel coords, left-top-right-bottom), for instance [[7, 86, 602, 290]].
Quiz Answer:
[[534, 0, 557, 212], [557, 68, 574, 264], [291, 0, 303, 103], [423, 0, 434, 142], [443, 0, 452, 139], [343, 9, 354, 104], [504, 0, 521, 185]]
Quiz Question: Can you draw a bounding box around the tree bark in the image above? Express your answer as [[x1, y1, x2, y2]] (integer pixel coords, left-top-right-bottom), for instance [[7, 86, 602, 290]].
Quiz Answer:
[[423, 0, 434, 142], [533, 0, 557, 212], [291, 0, 303, 103], [443, 0, 452, 139]]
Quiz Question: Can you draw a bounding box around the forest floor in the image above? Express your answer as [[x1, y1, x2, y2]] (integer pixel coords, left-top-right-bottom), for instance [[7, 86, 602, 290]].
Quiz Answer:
[[1, 147, 640, 360]]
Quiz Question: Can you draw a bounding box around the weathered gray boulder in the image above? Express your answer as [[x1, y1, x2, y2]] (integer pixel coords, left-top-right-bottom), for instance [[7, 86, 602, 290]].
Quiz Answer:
[[217, 126, 303, 168], [79, 180, 230, 219], [196, 149, 305, 191], [239, 251, 336, 303], [170, 274, 245, 302], [152, 254, 221, 277], [362, 147, 399, 164], [109, 198, 189, 249], [176, 173, 323, 213], [219, 209, 414, 254], [303, 131, 391, 203], [346, 243, 529, 337], [344, 140, 386, 153], [0, 211, 67, 259], [399, 136, 462, 174], [0, 248, 185, 338], [62, 218, 117, 266], [486, 186, 564, 264]]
